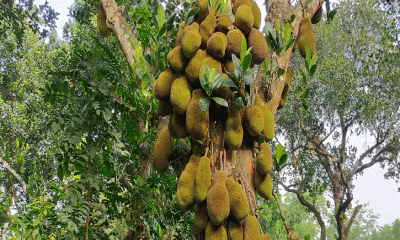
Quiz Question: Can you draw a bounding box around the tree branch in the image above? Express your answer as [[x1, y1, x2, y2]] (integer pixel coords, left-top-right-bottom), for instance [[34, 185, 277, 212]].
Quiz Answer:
[[0, 157, 27, 193], [344, 204, 362, 237], [273, 190, 293, 237]]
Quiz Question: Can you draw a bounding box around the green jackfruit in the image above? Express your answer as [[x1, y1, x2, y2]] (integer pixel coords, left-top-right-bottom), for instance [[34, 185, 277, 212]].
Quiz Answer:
[[185, 49, 207, 83], [216, 14, 233, 34], [286, 67, 292, 84], [254, 94, 262, 106], [182, 29, 202, 58], [199, 56, 223, 77], [214, 85, 232, 104], [154, 68, 175, 100], [167, 46, 186, 73], [250, 0, 261, 29], [256, 142, 272, 174], [205, 222, 227, 240], [232, 0, 251, 14], [195, 156, 212, 202], [278, 84, 289, 109], [312, 6, 323, 24], [254, 172, 272, 200], [224, 59, 235, 73], [197, 0, 209, 23], [207, 170, 230, 226], [298, 17, 316, 58], [243, 216, 261, 240], [260, 104, 275, 142], [207, 32, 228, 59], [200, 14, 217, 48], [170, 75, 192, 115], [226, 29, 246, 58], [176, 155, 200, 211], [244, 105, 265, 137], [248, 28, 269, 64], [97, 5, 111, 37], [153, 126, 172, 172], [168, 110, 188, 139], [187, 89, 209, 140], [261, 233, 271, 240], [225, 107, 243, 150], [185, 22, 200, 32], [226, 177, 249, 221], [227, 218, 244, 240], [194, 201, 209, 234], [175, 21, 186, 47], [234, 5, 254, 35], [157, 99, 173, 117]]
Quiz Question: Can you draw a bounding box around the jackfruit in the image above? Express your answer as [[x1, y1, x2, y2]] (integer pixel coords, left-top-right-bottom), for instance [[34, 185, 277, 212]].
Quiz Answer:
[[227, 218, 244, 240], [157, 99, 173, 117], [312, 6, 323, 24], [298, 17, 316, 58], [207, 170, 230, 226], [185, 22, 200, 32], [167, 46, 186, 73], [224, 59, 235, 73], [205, 222, 228, 240], [200, 14, 217, 48], [207, 32, 228, 59], [168, 110, 188, 139], [170, 75, 192, 115], [232, 0, 251, 14], [154, 68, 175, 100], [97, 5, 111, 37], [197, 0, 209, 23], [214, 85, 232, 104], [248, 28, 269, 64], [244, 105, 265, 137], [226, 29, 246, 58], [176, 155, 201, 211], [175, 21, 186, 47], [186, 89, 209, 140], [185, 49, 207, 84], [225, 107, 244, 150], [216, 14, 233, 34], [278, 84, 289, 109], [261, 233, 271, 240], [254, 94, 262, 106], [199, 57, 223, 77], [194, 201, 209, 234], [182, 29, 202, 58], [256, 143, 273, 174], [254, 172, 272, 200], [226, 177, 249, 221], [153, 126, 172, 172], [286, 67, 292, 84], [250, 0, 261, 29], [243, 216, 261, 240], [234, 5, 254, 35], [195, 156, 212, 202], [260, 104, 275, 142]]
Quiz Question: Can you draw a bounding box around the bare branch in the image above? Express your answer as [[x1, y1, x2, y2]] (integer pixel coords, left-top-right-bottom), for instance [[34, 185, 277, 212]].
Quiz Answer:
[[273, 191, 293, 236], [0, 157, 26, 193], [344, 205, 363, 238]]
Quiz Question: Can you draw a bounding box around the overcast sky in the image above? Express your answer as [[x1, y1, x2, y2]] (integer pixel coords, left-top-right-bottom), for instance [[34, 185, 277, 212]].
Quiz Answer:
[[36, 0, 400, 227]]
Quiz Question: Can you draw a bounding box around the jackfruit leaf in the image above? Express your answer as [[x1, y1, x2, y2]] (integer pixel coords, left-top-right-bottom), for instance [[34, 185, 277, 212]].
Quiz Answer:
[[275, 143, 286, 160], [212, 97, 228, 108], [200, 75, 209, 95], [240, 37, 247, 61], [273, 155, 280, 172], [299, 68, 307, 85], [242, 54, 252, 73], [279, 153, 288, 167], [289, 14, 295, 24], [245, 66, 258, 78], [244, 76, 253, 86], [57, 164, 63, 182], [305, 46, 312, 65], [187, 8, 200, 21], [235, 97, 244, 108], [328, 9, 337, 23], [232, 54, 242, 75], [223, 78, 237, 88], [302, 100, 309, 110], [157, 5, 165, 28], [199, 96, 211, 112], [301, 88, 310, 101], [277, 68, 285, 78], [226, 72, 237, 81], [285, 38, 295, 51], [183, 1, 191, 8], [210, 74, 224, 91], [283, 22, 291, 44], [265, 31, 275, 50], [310, 64, 317, 77]]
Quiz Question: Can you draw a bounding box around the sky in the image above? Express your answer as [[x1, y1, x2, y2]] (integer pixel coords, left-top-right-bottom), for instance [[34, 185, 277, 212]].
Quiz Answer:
[[37, 0, 399, 227]]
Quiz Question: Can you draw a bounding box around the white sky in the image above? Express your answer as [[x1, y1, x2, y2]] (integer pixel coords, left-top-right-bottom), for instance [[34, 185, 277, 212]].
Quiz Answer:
[[38, 0, 399, 227]]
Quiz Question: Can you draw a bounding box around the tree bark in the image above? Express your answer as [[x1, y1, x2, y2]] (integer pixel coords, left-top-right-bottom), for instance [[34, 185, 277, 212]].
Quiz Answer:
[[0, 157, 27, 193]]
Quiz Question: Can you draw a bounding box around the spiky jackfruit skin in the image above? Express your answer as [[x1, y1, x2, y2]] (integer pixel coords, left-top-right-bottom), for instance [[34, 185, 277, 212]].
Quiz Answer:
[[234, 5, 254, 35], [195, 156, 212, 202], [257, 142, 272, 174], [214, 85, 232, 104], [200, 14, 217, 48], [194, 201, 209, 234], [248, 28, 269, 64], [286, 67, 293, 84], [176, 155, 200, 211], [170, 75, 192, 115], [311, 6, 323, 24], [225, 107, 244, 150], [254, 172, 272, 200], [153, 126, 172, 172], [175, 21, 186, 47], [199, 57, 223, 77], [207, 32, 228, 59], [182, 29, 202, 58], [205, 222, 228, 240], [260, 104, 275, 142], [197, 0, 209, 23], [167, 46, 186, 73], [298, 17, 316, 58], [244, 105, 265, 137], [216, 15, 233, 34], [226, 29, 246, 58], [250, 0, 261, 29], [243, 216, 261, 240], [168, 110, 188, 139], [226, 177, 249, 221], [185, 49, 207, 84], [154, 68, 175, 100], [224, 60, 235, 73], [207, 171, 230, 226], [261, 233, 271, 240], [278, 84, 289, 109], [157, 99, 173, 117], [254, 94, 262, 106], [232, 0, 251, 14], [185, 22, 200, 32], [98, 5, 111, 37], [186, 89, 209, 140], [227, 218, 244, 240]]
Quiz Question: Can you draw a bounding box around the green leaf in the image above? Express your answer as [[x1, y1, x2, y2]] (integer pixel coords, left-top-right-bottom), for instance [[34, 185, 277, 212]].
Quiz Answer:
[[223, 78, 237, 87], [199, 96, 210, 112], [242, 53, 252, 73], [235, 97, 244, 108], [276, 143, 285, 159], [187, 7, 200, 20], [277, 68, 285, 78], [244, 76, 253, 86], [210, 74, 224, 91], [310, 64, 317, 77], [283, 22, 292, 43], [57, 165, 63, 182], [301, 88, 310, 100], [212, 97, 228, 108], [157, 5, 165, 27], [328, 9, 337, 22], [232, 54, 242, 74], [279, 153, 288, 167], [305, 0, 312, 7], [305, 46, 311, 64], [240, 37, 247, 61]]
